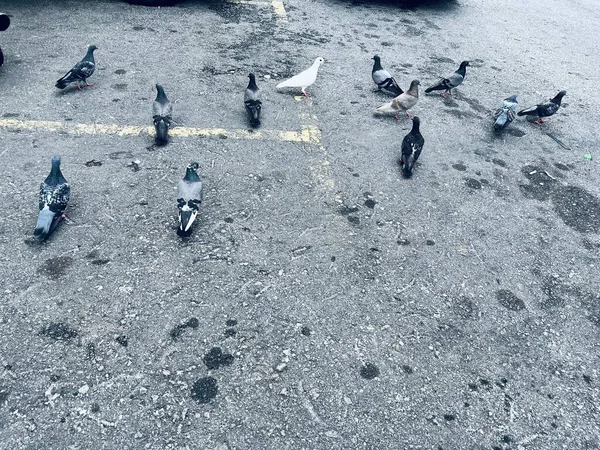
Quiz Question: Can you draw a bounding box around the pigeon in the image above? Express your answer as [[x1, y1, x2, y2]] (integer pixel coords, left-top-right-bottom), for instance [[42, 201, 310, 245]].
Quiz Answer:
[[376, 80, 420, 119], [244, 73, 262, 127], [177, 162, 203, 236], [493, 94, 519, 131], [517, 90, 566, 124], [425, 60, 469, 98], [152, 84, 173, 145], [55, 45, 97, 90], [400, 116, 424, 178], [276, 57, 324, 97], [34, 155, 71, 240], [371, 55, 403, 96]]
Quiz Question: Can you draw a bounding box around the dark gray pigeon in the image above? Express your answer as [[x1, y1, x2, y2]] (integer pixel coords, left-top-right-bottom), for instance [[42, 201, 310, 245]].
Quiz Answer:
[[493, 94, 519, 131], [177, 162, 203, 236], [55, 45, 97, 89], [400, 116, 424, 178], [34, 155, 71, 240], [425, 60, 469, 97], [371, 55, 403, 96], [244, 73, 261, 127], [517, 90, 566, 124], [153, 84, 173, 145]]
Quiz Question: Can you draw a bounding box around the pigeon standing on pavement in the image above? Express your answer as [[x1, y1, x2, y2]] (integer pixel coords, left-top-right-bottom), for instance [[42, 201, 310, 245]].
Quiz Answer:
[[153, 84, 173, 146], [425, 61, 469, 98], [400, 116, 424, 178], [244, 73, 262, 127], [177, 162, 203, 236], [34, 155, 71, 240], [55, 45, 97, 89], [276, 57, 324, 97], [376, 80, 420, 119], [371, 55, 403, 96], [517, 90, 566, 124], [493, 94, 519, 131]]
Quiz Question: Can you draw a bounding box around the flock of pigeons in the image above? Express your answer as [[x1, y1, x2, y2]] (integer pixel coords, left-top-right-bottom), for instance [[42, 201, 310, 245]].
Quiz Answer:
[[32, 45, 567, 241]]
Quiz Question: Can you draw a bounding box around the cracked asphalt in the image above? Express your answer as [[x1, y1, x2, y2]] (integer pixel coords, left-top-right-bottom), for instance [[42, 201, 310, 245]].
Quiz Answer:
[[0, 0, 599, 449]]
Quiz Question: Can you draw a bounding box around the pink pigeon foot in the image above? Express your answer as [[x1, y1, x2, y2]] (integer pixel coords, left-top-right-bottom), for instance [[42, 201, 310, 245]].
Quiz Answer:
[[86, 82, 94, 87], [534, 118, 547, 125]]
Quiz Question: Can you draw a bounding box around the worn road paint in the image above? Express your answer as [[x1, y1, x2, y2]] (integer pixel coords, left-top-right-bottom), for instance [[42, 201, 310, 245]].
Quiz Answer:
[[226, 0, 287, 22], [0, 118, 321, 144]]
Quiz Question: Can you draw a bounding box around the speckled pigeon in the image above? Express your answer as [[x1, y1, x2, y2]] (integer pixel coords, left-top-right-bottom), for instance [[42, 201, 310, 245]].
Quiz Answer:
[[55, 45, 97, 89], [177, 162, 203, 236], [34, 155, 71, 240], [493, 94, 519, 131], [517, 90, 566, 124]]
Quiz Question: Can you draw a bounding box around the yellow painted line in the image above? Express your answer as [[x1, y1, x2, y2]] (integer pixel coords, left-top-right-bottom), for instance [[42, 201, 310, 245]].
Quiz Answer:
[[0, 118, 319, 144], [226, 0, 287, 22], [271, 1, 288, 22]]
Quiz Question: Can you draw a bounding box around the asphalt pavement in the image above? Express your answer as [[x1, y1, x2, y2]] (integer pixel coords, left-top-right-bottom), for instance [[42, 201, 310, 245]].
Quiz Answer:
[[0, 0, 599, 449]]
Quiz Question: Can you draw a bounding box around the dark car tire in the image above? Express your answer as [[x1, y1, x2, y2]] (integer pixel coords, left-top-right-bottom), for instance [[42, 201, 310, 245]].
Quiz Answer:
[[123, 0, 183, 5]]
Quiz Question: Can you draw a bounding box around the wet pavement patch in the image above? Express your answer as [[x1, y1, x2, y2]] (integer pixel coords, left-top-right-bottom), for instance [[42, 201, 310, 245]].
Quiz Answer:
[[551, 186, 600, 233], [401, 365, 414, 374], [84, 159, 102, 167], [37, 256, 73, 279], [364, 198, 377, 209], [42, 322, 78, 340], [519, 165, 556, 201], [496, 289, 526, 311], [203, 347, 234, 370], [191, 377, 218, 404], [301, 326, 311, 336], [464, 178, 482, 189], [452, 163, 467, 171], [170, 317, 200, 340], [492, 158, 507, 167], [116, 335, 128, 347], [360, 362, 380, 380], [0, 390, 8, 408]]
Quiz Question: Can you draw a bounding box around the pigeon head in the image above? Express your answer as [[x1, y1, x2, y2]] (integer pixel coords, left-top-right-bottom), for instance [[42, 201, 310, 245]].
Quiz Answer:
[[460, 61, 470, 68], [51, 155, 61, 167], [188, 161, 199, 171], [88, 45, 98, 52], [156, 83, 165, 93], [551, 90, 566, 104], [411, 116, 421, 127], [507, 94, 518, 102], [315, 57, 325, 66], [372, 55, 380, 62], [248, 73, 256, 81]]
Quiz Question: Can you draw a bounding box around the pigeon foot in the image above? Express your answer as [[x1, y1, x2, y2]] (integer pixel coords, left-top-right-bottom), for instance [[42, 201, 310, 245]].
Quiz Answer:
[[534, 119, 547, 125], [86, 82, 94, 87]]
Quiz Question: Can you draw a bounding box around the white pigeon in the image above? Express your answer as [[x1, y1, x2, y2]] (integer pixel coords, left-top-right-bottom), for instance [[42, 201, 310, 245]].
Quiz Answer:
[[276, 57, 324, 97], [376, 80, 420, 119]]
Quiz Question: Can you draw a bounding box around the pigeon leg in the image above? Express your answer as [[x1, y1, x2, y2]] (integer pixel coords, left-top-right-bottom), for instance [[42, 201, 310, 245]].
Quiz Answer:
[[302, 90, 310, 97], [534, 118, 547, 125], [394, 113, 401, 120], [441, 92, 447, 99], [61, 213, 74, 224], [406, 111, 412, 118], [76, 83, 82, 90], [86, 82, 94, 87]]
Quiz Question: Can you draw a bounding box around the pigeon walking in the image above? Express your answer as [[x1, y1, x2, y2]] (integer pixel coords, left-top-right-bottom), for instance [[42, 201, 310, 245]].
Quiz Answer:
[[376, 80, 420, 119], [244, 73, 262, 127], [425, 61, 469, 98], [34, 155, 71, 240], [55, 45, 97, 90], [276, 57, 324, 97], [517, 90, 566, 124], [371, 55, 403, 96], [153, 84, 173, 146], [177, 162, 203, 236], [493, 94, 519, 131], [400, 116, 424, 178]]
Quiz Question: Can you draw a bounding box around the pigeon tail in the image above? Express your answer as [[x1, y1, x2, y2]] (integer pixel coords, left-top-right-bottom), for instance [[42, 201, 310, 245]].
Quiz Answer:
[[245, 100, 261, 127], [494, 113, 509, 131], [34, 207, 57, 240], [178, 206, 198, 234], [155, 118, 169, 145], [55, 73, 75, 89]]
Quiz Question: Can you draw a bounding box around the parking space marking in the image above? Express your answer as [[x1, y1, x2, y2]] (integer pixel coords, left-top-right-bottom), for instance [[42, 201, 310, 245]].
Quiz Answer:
[[0, 118, 321, 144], [226, 0, 288, 22]]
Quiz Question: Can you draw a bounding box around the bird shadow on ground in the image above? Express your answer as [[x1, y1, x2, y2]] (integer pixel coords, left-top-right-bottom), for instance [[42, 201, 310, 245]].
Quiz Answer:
[[342, 0, 460, 11]]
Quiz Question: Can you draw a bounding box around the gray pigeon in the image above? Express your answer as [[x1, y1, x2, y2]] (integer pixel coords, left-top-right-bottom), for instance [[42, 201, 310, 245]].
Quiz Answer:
[[244, 73, 261, 127], [153, 84, 173, 145], [517, 90, 566, 124], [371, 55, 403, 96], [34, 155, 71, 240], [425, 61, 469, 97], [56, 45, 97, 89], [177, 162, 203, 236], [493, 94, 519, 131]]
